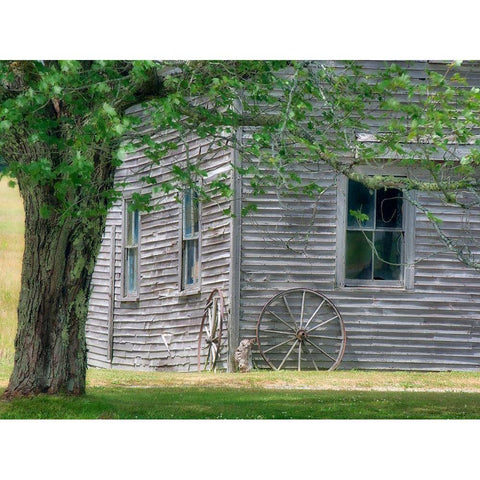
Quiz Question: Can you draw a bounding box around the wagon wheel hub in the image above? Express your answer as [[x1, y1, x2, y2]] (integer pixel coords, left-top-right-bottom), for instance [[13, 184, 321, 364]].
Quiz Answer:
[[296, 329, 308, 341], [205, 336, 219, 346]]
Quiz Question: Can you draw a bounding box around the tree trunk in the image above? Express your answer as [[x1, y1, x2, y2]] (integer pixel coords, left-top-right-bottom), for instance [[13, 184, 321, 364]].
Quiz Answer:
[[0, 61, 164, 398], [2, 184, 108, 398]]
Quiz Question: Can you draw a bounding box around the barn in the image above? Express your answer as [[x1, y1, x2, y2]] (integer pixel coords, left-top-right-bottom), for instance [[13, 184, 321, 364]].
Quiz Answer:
[[86, 61, 480, 372]]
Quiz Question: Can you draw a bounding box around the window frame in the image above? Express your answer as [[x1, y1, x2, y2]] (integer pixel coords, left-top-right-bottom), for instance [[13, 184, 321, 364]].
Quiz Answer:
[[336, 171, 415, 290], [179, 186, 202, 294], [121, 197, 141, 301]]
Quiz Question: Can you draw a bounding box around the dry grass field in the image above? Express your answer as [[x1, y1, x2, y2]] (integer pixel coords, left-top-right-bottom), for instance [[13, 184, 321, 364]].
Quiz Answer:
[[0, 178, 23, 360]]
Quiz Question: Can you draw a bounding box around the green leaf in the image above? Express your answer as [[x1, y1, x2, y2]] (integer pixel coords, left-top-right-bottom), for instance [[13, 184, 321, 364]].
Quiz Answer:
[[0, 120, 12, 131], [113, 123, 126, 135], [427, 212, 443, 224], [241, 204, 258, 216], [102, 102, 116, 117], [349, 209, 370, 223], [141, 176, 157, 185]]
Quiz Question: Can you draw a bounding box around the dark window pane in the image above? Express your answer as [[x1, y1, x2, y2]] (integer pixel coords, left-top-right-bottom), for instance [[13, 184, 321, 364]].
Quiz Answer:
[[183, 239, 199, 286], [182, 187, 200, 289], [126, 247, 138, 294], [184, 189, 199, 237], [376, 188, 402, 228], [346, 231, 373, 280], [347, 180, 375, 228], [126, 206, 139, 246], [126, 209, 132, 244], [184, 189, 192, 237], [374, 231, 402, 280], [192, 191, 199, 234], [132, 210, 139, 244]]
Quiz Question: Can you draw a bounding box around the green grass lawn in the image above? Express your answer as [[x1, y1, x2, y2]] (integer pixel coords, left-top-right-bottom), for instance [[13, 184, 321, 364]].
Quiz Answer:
[[2, 363, 480, 419], [2, 385, 480, 419]]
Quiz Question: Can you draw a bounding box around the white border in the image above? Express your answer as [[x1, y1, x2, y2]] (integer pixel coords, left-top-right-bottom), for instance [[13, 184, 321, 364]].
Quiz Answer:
[[3, 1, 480, 59]]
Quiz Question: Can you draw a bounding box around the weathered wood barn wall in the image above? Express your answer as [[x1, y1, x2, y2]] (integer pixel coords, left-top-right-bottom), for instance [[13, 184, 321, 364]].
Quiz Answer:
[[87, 61, 480, 372], [86, 105, 233, 370], [238, 164, 480, 370], [239, 61, 480, 371]]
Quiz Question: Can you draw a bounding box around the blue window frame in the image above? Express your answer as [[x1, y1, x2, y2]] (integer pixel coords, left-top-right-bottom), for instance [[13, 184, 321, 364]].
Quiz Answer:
[[181, 187, 200, 290], [123, 199, 140, 299]]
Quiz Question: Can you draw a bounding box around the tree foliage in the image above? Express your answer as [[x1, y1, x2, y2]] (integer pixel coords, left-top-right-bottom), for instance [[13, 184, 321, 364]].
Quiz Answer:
[[1, 60, 480, 397], [131, 60, 480, 267], [4, 60, 480, 213]]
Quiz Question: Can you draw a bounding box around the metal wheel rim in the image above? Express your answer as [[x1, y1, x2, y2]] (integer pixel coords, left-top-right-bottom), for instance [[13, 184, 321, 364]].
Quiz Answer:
[[197, 288, 225, 372], [255, 288, 346, 371]]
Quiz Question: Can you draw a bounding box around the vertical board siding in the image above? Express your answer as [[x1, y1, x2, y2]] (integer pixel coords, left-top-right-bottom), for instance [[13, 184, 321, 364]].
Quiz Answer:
[[86, 124, 233, 371]]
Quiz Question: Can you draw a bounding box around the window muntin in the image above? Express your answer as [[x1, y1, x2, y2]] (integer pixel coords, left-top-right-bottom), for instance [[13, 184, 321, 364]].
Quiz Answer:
[[181, 188, 200, 290], [123, 199, 140, 299], [345, 180, 404, 284]]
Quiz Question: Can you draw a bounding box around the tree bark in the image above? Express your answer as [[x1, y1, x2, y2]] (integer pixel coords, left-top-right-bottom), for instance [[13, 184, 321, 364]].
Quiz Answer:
[[0, 61, 165, 398], [2, 149, 114, 398], [2, 185, 107, 397]]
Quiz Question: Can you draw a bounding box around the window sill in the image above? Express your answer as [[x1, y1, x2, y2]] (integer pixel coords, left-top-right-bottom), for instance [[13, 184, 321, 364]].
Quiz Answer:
[[336, 283, 412, 292], [120, 296, 140, 304], [179, 288, 201, 297]]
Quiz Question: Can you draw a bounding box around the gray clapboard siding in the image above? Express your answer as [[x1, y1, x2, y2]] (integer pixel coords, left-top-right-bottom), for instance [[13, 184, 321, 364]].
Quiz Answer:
[[87, 60, 480, 372], [236, 61, 480, 371], [239, 172, 480, 370], [238, 156, 480, 371], [86, 117, 233, 371]]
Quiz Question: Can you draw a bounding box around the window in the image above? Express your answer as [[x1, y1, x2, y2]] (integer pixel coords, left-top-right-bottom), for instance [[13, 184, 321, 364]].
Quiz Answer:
[[181, 187, 200, 291], [337, 176, 414, 288], [122, 199, 140, 299]]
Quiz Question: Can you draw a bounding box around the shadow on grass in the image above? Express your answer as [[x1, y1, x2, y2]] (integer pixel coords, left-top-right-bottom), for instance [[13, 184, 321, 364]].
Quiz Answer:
[[1, 386, 480, 419]]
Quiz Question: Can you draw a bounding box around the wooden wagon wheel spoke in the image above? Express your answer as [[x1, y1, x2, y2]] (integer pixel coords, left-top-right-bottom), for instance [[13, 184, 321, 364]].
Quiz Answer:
[[304, 299, 326, 330], [204, 325, 211, 338], [298, 341, 302, 371], [211, 301, 218, 331], [205, 348, 211, 366], [278, 339, 298, 370], [256, 288, 346, 371], [299, 290, 306, 329], [305, 338, 337, 363], [307, 334, 343, 341], [263, 337, 296, 354], [197, 289, 226, 372], [265, 308, 297, 333], [302, 343, 320, 371], [262, 328, 294, 336], [307, 315, 340, 334], [282, 295, 298, 329]]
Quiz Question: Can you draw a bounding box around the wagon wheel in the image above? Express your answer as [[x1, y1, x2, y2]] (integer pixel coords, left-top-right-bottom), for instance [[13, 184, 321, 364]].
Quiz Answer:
[[256, 288, 346, 371], [197, 288, 225, 372]]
